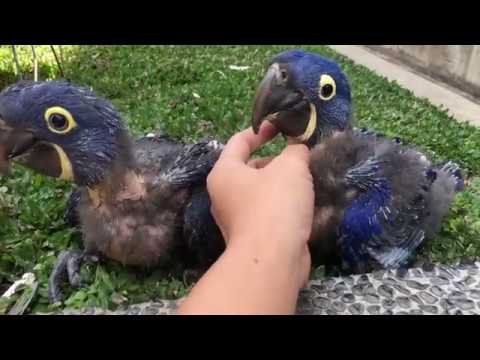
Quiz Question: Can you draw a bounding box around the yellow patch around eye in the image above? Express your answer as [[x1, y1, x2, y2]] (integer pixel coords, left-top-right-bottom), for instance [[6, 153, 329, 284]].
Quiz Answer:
[[318, 74, 336, 101], [44, 106, 78, 134]]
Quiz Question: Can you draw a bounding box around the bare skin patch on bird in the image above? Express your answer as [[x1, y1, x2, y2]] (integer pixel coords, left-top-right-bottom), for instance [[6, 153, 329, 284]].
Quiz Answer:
[[116, 172, 146, 202], [73, 136, 216, 268], [106, 217, 174, 266], [77, 163, 190, 267], [81, 186, 182, 267], [87, 171, 147, 211]]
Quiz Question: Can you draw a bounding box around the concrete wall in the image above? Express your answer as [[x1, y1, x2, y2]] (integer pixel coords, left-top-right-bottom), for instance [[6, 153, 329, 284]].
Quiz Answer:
[[365, 45, 480, 101]]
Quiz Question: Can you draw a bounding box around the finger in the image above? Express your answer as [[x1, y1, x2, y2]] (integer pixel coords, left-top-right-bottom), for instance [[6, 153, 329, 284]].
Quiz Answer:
[[271, 144, 312, 179], [257, 121, 279, 140], [219, 122, 278, 164], [279, 144, 311, 164], [247, 156, 275, 169]]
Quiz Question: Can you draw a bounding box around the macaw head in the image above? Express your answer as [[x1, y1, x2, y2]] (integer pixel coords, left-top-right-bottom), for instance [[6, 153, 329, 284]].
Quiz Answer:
[[251, 49, 353, 147], [0, 80, 133, 187]]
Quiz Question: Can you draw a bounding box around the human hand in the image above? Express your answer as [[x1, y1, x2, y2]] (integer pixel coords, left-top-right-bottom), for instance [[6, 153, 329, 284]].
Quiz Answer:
[[206, 122, 314, 288]]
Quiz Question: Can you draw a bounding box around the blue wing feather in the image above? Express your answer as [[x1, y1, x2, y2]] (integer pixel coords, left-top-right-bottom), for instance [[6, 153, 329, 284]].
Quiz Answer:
[[338, 151, 429, 273], [338, 179, 392, 272]]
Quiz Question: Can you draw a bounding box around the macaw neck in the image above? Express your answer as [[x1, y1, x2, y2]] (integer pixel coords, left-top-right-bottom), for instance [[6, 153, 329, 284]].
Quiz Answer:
[[313, 99, 352, 136], [303, 107, 353, 147], [304, 123, 348, 148], [85, 133, 145, 208]]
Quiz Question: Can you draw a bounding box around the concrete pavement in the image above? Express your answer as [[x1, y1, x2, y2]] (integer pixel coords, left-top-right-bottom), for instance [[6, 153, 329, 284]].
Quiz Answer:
[[329, 45, 480, 127]]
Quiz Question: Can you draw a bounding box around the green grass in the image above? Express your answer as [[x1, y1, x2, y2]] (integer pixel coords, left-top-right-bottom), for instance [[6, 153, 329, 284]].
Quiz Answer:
[[0, 45, 479, 313]]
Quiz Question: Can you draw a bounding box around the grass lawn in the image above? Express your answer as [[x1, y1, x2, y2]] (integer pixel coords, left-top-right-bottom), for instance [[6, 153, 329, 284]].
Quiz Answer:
[[0, 45, 479, 313]]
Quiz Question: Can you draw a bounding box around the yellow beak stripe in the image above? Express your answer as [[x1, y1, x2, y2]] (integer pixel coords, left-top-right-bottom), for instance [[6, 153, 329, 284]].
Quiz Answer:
[[296, 103, 317, 143], [50, 143, 74, 181]]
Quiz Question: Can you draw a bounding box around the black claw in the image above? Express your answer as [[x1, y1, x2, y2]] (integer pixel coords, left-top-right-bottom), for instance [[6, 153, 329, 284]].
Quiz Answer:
[[48, 250, 84, 303], [66, 252, 85, 289], [48, 251, 69, 303]]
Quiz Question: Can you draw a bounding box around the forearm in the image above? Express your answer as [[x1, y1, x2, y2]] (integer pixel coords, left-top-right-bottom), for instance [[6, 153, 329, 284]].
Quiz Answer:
[[176, 241, 302, 315]]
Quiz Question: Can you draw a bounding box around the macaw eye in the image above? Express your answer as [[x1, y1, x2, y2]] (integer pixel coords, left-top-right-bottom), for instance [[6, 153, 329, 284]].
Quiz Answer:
[[318, 74, 336, 101], [45, 107, 77, 134], [49, 114, 67, 130]]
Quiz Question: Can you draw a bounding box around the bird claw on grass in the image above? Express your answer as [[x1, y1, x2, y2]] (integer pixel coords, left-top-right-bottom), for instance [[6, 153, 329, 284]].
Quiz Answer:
[[48, 250, 100, 304]]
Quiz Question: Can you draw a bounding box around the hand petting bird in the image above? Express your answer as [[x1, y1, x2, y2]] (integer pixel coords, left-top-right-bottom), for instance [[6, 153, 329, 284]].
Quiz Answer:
[[251, 49, 464, 275], [0, 80, 225, 303]]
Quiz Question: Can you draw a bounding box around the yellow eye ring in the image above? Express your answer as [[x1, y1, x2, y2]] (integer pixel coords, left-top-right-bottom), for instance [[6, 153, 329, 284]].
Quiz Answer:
[[44, 106, 77, 134], [318, 74, 336, 101]]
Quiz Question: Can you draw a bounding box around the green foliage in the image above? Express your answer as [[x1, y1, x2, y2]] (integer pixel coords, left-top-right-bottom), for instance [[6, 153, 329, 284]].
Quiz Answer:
[[425, 177, 480, 262], [0, 45, 479, 312]]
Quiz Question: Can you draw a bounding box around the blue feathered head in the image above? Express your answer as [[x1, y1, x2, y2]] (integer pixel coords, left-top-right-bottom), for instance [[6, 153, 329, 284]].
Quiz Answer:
[[251, 49, 352, 147], [0, 80, 132, 187]]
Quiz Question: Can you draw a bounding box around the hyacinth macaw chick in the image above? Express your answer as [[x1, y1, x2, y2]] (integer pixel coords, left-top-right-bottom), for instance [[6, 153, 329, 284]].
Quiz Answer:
[[0, 80, 224, 303], [251, 49, 464, 274]]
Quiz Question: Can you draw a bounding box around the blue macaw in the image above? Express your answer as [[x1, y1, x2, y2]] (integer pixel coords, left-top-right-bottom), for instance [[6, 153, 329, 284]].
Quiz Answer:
[[251, 49, 464, 274], [0, 80, 224, 302]]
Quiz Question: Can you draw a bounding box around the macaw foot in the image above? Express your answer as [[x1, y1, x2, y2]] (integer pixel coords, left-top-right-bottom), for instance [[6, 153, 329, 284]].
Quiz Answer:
[[48, 250, 99, 304]]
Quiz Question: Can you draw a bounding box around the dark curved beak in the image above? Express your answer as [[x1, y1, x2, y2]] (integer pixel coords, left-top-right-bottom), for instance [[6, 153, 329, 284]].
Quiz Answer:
[[251, 64, 309, 138], [0, 125, 36, 176], [252, 65, 279, 134], [0, 124, 63, 178]]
